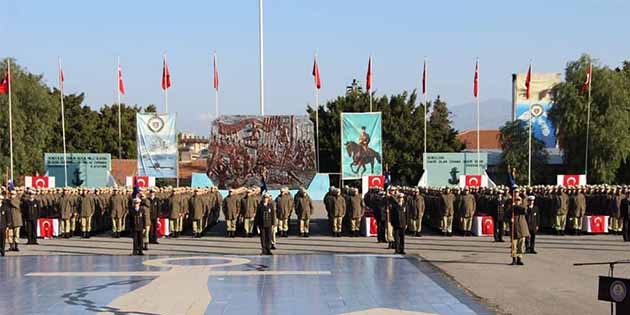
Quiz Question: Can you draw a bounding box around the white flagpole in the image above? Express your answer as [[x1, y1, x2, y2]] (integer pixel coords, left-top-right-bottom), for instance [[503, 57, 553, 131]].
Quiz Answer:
[[117, 56, 123, 160], [214, 52, 219, 119], [59, 58, 68, 186], [423, 58, 428, 180], [7, 60, 14, 182], [259, 0, 265, 116], [164, 54, 169, 114], [476, 58, 481, 175], [584, 63, 592, 177], [314, 53, 320, 172], [528, 62, 533, 186]]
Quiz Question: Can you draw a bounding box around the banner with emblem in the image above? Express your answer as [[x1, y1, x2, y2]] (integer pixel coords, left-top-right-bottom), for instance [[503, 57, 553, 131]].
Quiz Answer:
[[341, 112, 383, 180], [137, 113, 178, 178], [513, 72, 561, 148]]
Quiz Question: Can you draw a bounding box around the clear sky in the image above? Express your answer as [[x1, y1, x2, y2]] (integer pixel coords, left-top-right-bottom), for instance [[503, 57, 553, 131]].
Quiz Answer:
[[2, 0, 629, 135]]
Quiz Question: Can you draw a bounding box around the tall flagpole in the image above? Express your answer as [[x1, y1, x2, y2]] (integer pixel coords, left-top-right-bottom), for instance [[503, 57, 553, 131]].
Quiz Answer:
[[117, 56, 123, 160], [476, 58, 481, 175], [164, 54, 169, 113], [59, 58, 68, 186], [259, 0, 265, 116], [314, 53, 320, 172], [584, 63, 592, 177], [528, 62, 533, 186], [214, 52, 219, 119], [422, 58, 428, 181], [7, 60, 14, 182]]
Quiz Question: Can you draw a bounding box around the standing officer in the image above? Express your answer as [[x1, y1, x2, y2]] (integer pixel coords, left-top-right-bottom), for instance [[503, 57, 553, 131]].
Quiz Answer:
[[553, 187, 569, 236], [0, 195, 6, 256], [331, 188, 346, 237], [275, 187, 293, 237], [190, 189, 206, 238], [79, 189, 96, 239], [241, 188, 259, 237], [255, 193, 276, 255], [223, 188, 241, 238], [59, 188, 75, 238], [621, 189, 630, 242], [493, 190, 507, 242], [130, 198, 145, 256], [147, 189, 161, 244], [347, 188, 364, 237], [406, 188, 425, 237], [573, 187, 586, 235], [441, 188, 455, 237], [6, 190, 22, 251], [168, 189, 181, 238], [294, 188, 314, 237], [110, 188, 126, 238], [525, 196, 540, 254], [22, 190, 40, 245], [459, 188, 476, 236], [390, 193, 407, 255], [511, 196, 529, 266]]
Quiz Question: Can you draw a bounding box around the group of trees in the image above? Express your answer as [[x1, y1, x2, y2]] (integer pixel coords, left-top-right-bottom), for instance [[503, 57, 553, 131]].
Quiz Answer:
[[0, 59, 154, 180], [309, 90, 463, 186]]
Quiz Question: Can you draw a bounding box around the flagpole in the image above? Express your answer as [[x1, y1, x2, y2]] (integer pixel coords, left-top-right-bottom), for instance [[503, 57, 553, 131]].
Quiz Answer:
[[584, 63, 591, 177], [314, 53, 320, 173], [164, 54, 169, 113], [117, 56, 123, 160], [528, 62, 533, 186], [7, 60, 14, 182], [422, 58, 428, 182], [214, 52, 219, 119], [59, 58, 68, 186], [258, 0, 265, 116], [476, 58, 481, 175]]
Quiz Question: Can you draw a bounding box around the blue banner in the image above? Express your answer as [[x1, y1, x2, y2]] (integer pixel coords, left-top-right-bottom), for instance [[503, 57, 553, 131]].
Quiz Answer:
[[341, 112, 383, 179], [137, 113, 178, 178], [515, 102, 556, 148]]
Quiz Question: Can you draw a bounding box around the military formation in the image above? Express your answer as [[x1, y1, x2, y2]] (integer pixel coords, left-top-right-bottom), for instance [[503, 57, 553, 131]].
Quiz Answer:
[[1, 183, 629, 259]]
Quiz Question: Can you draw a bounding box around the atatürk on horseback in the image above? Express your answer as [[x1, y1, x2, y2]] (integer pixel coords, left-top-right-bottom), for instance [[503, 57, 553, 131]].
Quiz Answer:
[[345, 126, 382, 177]]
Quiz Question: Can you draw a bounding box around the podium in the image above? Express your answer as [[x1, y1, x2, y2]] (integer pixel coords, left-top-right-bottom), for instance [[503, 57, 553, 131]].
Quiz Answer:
[[599, 276, 630, 314]]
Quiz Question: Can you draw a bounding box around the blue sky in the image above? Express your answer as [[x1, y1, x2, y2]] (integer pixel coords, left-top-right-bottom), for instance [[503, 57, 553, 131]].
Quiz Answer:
[[2, 0, 629, 135]]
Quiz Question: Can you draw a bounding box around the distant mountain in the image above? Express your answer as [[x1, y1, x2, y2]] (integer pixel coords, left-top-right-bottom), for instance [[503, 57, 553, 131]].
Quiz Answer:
[[449, 98, 512, 132]]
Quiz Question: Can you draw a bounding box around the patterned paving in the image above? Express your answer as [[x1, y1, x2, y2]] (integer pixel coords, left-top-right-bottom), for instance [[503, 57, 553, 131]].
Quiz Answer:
[[0, 255, 493, 315]]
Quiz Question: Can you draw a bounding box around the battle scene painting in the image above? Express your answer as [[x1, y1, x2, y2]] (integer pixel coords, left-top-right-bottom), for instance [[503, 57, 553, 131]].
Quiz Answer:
[[207, 115, 317, 190]]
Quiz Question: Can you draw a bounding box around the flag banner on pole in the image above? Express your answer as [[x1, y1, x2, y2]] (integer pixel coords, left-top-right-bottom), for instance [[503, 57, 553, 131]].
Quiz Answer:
[[582, 63, 592, 94], [458, 174, 488, 188], [422, 60, 427, 96], [525, 64, 532, 99], [213, 54, 219, 91], [208, 115, 317, 189], [557, 174, 586, 186], [312, 58, 321, 90], [341, 112, 382, 179], [361, 175, 385, 197], [137, 113, 178, 178], [25, 176, 55, 188], [366, 57, 372, 91], [513, 72, 561, 148], [37, 218, 59, 238], [125, 176, 156, 188], [161, 58, 171, 90], [0, 69, 9, 94], [59, 67, 65, 90], [118, 64, 125, 94], [473, 60, 479, 97]]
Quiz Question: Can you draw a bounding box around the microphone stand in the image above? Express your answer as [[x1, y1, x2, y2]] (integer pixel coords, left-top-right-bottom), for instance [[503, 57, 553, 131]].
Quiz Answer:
[[573, 260, 630, 315]]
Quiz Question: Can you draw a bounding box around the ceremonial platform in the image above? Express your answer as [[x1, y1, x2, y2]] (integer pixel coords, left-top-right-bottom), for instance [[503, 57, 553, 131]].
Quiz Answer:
[[0, 254, 490, 315]]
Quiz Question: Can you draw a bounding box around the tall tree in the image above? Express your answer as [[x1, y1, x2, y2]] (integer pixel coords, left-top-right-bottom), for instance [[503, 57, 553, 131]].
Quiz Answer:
[[549, 54, 630, 183], [498, 120, 548, 184]]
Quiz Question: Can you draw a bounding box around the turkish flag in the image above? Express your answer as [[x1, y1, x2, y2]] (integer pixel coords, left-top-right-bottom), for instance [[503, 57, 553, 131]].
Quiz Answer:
[[563, 175, 580, 187], [366, 56, 372, 91], [368, 175, 385, 188], [134, 176, 149, 188], [0, 70, 9, 95], [162, 57, 171, 90], [590, 216, 605, 233], [118, 64, 125, 94], [465, 175, 482, 187], [582, 63, 592, 94], [525, 63, 532, 99], [369, 217, 378, 235], [481, 216, 494, 235], [312, 57, 321, 90], [213, 54, 219, 91], [32, 176, 49, 188], [157, 217, 170, 237], [473, 59, 479, 98], [422, 59, 427, 95], [38, 218, 54, 238]]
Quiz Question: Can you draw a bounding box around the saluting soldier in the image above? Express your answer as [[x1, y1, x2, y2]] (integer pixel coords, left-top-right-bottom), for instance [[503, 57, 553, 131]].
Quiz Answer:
[[275, 187, 293, 237], [139, 191, 152, 250], [511, 196, 529, 266], [390, 193, 407, 255], [294, 187, 314, 237], [6, 190, 22, 251], [22, 189, 40, 245], [347, 188, 364, 237], [255, 193, 276, 255]]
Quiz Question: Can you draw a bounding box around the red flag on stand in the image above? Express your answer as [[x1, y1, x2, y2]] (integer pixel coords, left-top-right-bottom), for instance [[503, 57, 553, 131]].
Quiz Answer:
[[0, 69, 8, 94], [581, 63, 592, 94], [366, 56, 372, 91], [161, 57, 171, 90], [525, 63, 532, 99], [118, 64, 125, 95], [473, 59, 479, 98], [312, 57, 321, 90]]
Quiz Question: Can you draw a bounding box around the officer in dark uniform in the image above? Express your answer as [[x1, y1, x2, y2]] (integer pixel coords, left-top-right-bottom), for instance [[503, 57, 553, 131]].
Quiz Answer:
[[493, 190, 507, 242], [525, 195, 540, 254], [255, 193, 276, 255], [0, 195, 7, 256], [22, 190, 40, 245], [147, 189, 161, 244], [391, 193, 408, 255], [130, 198, 145, 256]]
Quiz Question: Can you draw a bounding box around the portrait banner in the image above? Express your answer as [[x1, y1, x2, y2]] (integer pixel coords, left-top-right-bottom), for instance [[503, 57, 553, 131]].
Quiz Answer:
[[137, 113, 178, 178], [208, 115, 316, 190], [341, 112, 383, 179]]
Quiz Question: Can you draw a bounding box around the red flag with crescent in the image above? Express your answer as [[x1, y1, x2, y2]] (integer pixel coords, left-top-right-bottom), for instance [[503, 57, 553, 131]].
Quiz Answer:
[[38, 218, 54, 238], [465, 175, 482, 187], [481, 216, 494, 235], [133, 176, 149, 188], [0, 69, 9, 95], [562, 175, 580, 187], [590, 216, 604, 233], [32, 176, 49, 188], [368, 175, 384, 188]]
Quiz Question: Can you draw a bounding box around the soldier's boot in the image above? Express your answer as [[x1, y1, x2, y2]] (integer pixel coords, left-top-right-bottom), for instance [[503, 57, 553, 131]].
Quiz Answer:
[[516, 257, 524, 266], [510, 257, 517, 265], [14, 243, 18, 252], [143, 244, 148, 251]]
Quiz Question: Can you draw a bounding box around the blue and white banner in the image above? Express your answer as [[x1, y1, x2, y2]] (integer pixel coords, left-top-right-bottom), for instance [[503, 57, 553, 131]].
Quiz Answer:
[[137, 113, 178, 178], [341, 112, 383, 179], [513, 72, 561, 148]]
